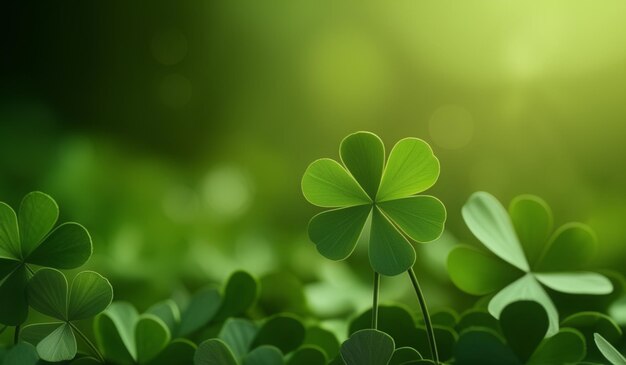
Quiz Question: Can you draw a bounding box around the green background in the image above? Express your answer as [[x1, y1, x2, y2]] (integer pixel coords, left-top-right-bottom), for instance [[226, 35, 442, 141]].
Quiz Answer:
[[2, 0, 626, 339]]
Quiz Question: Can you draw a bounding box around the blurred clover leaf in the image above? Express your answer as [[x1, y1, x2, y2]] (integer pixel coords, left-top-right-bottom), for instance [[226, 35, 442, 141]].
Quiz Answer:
[[340, 329, 434, 365], [302, 131, 446, 276], [94, 301, 195, 365], [21, 268, 112, 362], [0, 191, 92, 325], [561, 311, 622, 361], [594, 333, 626, 365], [454, 301, 586, 365], [448, 192, 613, 335]]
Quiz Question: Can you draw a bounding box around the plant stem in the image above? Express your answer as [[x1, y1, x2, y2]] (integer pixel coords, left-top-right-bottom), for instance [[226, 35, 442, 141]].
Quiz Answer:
[[14, 325, 20, 344], [0, 325, 7, 335], [372, 271, 380, 329], [69, 322, 105, 363], [408, 268, 439, 364]]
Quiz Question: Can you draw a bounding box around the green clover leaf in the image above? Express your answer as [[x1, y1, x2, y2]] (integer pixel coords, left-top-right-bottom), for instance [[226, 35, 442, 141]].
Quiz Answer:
[[302, 132, 446, 276], [94, 301, 189, 365], [448, 192, 613, 335], [454, 301, 586, 365], [20, 268, 113, 362], [0, 192, 92, 325]]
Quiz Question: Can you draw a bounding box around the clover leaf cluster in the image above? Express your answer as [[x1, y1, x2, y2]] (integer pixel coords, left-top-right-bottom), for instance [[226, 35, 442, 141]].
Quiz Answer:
[[301, 131, 446, 276]]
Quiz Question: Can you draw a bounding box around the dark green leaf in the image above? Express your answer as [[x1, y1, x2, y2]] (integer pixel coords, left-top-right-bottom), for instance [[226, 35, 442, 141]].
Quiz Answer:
[[177, 287, 221, 337], [27, 223, 92, 269], [378, 196, 446, 243], [252, 314, 305, 354], [389, 347, 422, 365], [27, 268, 68, 320], [500, 301, 547, 362], [147, 299, 181, 335], [242, 345, 284, 365], [304, 326, 340, 360], [2, 342, 40, 365], [349, 305, 417, 349], [286, 345, 326, 365], [135, 315, 170, 364], [369, 207, 415, 276], [36, 323, 76, 362], [454, 329, 520, 365], [214, 271, 258, 321], [527, 328, 586, 365], [308, 205, 371, 261], [340, 329, 395, 365], [148, 339, 197, 365], [535, 223, 596, 271], [0, 202, 20, 258], [414, 325, 457, 361], [0, 265, 29, 325], [508, 195, 552, 265], [218, 318, 257, 360], [68, 271, 113, 320]]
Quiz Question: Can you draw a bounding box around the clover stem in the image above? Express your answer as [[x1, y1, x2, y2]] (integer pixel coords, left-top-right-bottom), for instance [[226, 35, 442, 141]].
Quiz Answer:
[[69, 322, 105, 363], [372, 271, 380, 329], [408, 268, 439, 364], [25, 264, 35, 276], [13, 325, 20, 344], [0, 325, 6, 335]]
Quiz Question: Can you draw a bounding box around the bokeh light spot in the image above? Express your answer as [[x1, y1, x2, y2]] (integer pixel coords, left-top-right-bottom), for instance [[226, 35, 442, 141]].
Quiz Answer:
[[151, 28, 188, 66], [201, 165, 253, 220]]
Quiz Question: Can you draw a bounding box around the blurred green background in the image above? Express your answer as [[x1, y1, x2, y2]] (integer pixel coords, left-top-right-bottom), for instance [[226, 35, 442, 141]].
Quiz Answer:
[[2, 0, 626, 332]]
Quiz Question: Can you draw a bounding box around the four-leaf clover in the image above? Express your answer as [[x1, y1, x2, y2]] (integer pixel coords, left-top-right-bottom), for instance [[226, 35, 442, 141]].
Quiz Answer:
[[448, 192, 613, 335], [21, 268, 113, 362], [301, 132, 446, 276], [0, 191, 92, 325]]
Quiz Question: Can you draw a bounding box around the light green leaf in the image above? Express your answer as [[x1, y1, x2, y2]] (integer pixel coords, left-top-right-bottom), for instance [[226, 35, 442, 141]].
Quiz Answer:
[[287, 346, 326, 365], [508, 195, 553, 265], [500, 301, 548, 362], [535, 223, 596, 271], [369, 207, 415, 276], [308, 205, 371, 260], [377, 138, 439, 202], [18, 191, 59, 257], [148, 338, 197, 365], [534, 272, 613, 295], [194, 339, 238, 365], [340, 329, 395, 365], [218, 318, 257, 360], [177, 287, 221, 337], [462, 192, 529, 272], [594, 333, 626, 365], [0, 202, 20, 258], [27, 222, 92, 269], [27, 268, 68, 320], [252, 314, 305, 354], [2, 342, 40, 365], [390, 347, 422, 365], [527, 328, 586, 365], [214, 271, 258, 321], [136, 315, 170, 364], [488, 274, 559, 336], [302, 158, 371, 207], [340, 131, 385, 199], [95, 302, 138, 363], [36, 323, 77, 362], [243, 345, 284, 365], [68, 271, 113, 320], [147, 299, 180, 335], [0, 264, 29, 325], [447, 245, 523, 295], [378, 196, 446, 243]]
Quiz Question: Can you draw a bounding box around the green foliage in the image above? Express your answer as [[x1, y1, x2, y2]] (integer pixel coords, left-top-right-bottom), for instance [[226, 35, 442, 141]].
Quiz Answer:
[[302, 132, 446, 276], [594, 333, 626, 365], [0, 192, 92, 326], [448, 192, 613, 335]]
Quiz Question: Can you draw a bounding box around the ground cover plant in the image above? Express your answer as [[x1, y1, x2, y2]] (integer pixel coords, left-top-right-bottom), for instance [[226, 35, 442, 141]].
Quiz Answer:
[[1, 132, 625, 365]]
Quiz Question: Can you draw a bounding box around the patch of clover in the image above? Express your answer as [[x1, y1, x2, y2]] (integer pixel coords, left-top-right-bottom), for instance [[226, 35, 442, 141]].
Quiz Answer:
[[0, 192, 92, 326], [301, 131, 446, 276], [448, 191, 613, 335]]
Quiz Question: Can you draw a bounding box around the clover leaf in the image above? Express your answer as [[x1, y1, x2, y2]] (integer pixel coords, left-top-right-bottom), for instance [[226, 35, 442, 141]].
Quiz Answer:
[[94, 301, 195, 365], [0, 192, 92, 325], [454, 301, 586, 365], [340, 329, 434, 365], [20, 268, 112, 362], [302, 132, 446, 276], [448, 192, 613, 335]]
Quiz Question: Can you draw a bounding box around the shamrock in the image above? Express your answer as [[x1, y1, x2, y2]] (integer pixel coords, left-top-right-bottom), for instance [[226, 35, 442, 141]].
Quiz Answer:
[[301, 131, 446, 276], [454, 301, 586, 365], [20, 268, 113, 362], [0, 191, 92, 325], [448, 192, 613, 335], [340, 329, 433, 365]]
